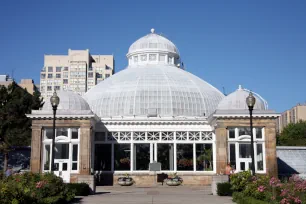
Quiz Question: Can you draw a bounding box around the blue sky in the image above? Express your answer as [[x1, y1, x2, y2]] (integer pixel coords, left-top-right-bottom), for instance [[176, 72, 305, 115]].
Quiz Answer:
[[0, 0, 305, 112]]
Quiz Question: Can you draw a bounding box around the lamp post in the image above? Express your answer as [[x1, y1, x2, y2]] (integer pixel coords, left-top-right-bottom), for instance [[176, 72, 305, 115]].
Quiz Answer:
[[50, 91, 60, 172], [246, 92, 256, 176]]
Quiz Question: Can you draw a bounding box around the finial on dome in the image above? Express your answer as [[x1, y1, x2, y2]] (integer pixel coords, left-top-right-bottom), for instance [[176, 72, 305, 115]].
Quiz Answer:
[[238, 85, 242, 90], [150, 28, 155, 33]]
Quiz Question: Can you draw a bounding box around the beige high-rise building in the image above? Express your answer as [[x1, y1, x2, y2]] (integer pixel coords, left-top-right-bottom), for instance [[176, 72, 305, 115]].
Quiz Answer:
[[277, 104, 306, 132], [39, 49, 114, 99], [0, 75, 38, 95]]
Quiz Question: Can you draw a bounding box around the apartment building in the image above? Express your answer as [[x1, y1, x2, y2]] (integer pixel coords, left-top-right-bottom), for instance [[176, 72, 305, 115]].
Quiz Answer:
[[277, 103, 306, 132], [40, 49, 114, 99], [0, 75, 38, 95]]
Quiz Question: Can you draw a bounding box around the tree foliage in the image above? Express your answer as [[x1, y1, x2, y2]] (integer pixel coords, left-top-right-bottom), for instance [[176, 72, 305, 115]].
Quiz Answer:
[[0, 82, 43, 169], [278, 120, 306, 146]]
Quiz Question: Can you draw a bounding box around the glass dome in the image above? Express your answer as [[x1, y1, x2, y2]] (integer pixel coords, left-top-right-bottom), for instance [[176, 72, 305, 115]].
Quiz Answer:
[[84, 65, 224, 118]]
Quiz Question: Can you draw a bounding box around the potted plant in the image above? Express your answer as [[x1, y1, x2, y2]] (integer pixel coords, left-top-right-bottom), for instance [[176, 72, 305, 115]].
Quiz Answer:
[[117, 173, 134, 186], [165, 172, 183, 186]]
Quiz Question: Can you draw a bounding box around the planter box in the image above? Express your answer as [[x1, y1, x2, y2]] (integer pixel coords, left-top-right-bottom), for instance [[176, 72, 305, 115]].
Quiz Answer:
[[118, 178, 134, 186]]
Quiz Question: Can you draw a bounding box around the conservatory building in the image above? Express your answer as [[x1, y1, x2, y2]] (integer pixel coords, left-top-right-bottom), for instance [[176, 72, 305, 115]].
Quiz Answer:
[[27, 29, 279, 187]]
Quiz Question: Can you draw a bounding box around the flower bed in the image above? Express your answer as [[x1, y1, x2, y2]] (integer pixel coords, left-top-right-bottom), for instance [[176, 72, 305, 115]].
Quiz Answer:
[[0, 172, 75, 204], [227, 171, 306, 204]]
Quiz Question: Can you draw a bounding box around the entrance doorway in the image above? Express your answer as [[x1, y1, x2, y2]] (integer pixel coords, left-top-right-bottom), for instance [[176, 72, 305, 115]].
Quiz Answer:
[[54, 159, 70, 183]]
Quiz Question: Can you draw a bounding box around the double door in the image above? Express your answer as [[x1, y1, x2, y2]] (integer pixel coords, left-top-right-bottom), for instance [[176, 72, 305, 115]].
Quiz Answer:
[[54, 160, 70, 183]]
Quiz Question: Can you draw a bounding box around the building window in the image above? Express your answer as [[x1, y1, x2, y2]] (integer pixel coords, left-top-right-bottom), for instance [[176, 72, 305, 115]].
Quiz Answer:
[[134, 56, 138, 62], [64, 67, 69, 71], [47, 86, 52, 91], [71, 128, 78, 139], [229, 144, 236, 167], [96, 73, 103, 78], [114, 144, 130, 171], [196, 144, 213, 171], [256, 144, 264, 171], [71, 144, 78, 170], [105, 74, 110, 78], [106, 65, 111, 70], [54, 86, 60, 91], [140, 55, 147, 61], [63, 79, 68, 84], [149, 54, 157, 61], [255, 128, 262, 139], [56, 67, 62, 72], [54, 144, 69, 159], [228, 128, 235, 139], [94, 144, 112, 171], [133, 144, 150, 170], [43, 145, 50, 170], [88, 67, 93, 71], [56, 74, 61, 78], [157, 144, 174, 170], [63, 72, 68, 78], [48, 66, 53, 72], [48, 74, 53, 78], [88, 72, 93, 78], [238, 127, 251, 136], [56, 128, 68, 137], [177, 144, 193, 171], [41, 74, 46, 79]]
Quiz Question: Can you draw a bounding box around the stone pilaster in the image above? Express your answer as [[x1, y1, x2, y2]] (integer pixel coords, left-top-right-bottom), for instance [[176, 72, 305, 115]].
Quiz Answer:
[[215, 127, 228, 174], [79, 123, 92, 175], [265, 126, 278, 177], [30, 124, 42, 173]]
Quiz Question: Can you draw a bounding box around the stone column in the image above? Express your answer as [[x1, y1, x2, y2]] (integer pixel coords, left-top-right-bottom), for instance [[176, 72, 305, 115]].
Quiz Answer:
[[265, 126, 278, 177], [79, 124, 91, 175], [30, 125, 42, 173], [215, 125, 228, 174]]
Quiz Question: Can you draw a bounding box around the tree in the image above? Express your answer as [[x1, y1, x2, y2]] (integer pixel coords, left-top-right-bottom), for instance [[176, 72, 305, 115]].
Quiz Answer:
[[278, 120, 306, 146], [0, 82, 43, 173]]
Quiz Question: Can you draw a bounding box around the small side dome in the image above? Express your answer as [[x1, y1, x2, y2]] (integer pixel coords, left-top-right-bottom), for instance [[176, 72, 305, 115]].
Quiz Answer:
[[217, 85, 268, 110], [42, 90, 90, 111]]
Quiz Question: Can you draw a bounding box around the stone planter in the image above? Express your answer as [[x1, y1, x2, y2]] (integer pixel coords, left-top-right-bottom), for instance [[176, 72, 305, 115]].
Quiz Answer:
[[165, 178, 183, 186], [118, 177, 134, 186]]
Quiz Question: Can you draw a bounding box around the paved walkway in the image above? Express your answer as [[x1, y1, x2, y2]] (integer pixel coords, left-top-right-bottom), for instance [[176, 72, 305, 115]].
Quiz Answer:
[[73, 186, 234, 204]]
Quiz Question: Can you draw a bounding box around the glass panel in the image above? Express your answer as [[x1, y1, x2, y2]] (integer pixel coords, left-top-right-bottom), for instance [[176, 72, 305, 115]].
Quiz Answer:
[[256, 144, 264, 171], [177, 144, 193, 171], [55, 144, 69, 159], [54, 163, 59, 171], [240, 162, 245, 171], [134, 144, 150, 170], [94, 144, 111, 171], [196, 144, 213, 171], [256, 128, 262, 139], [248, 162, 252, 170], [71, 128, 78, 139], [45, 129, 53, 139], [72, 163, 77, 170], [238, 127, 251, 136], [56, 128, 68, 137], [157, 144, 174, 170], [228, 128, 235, 139], [114, 144, 130, 171], [239, 144, 252, 158], [95, 132, 105, 141], [44, 145, 50, 170], [229, 144, 236, 169], [72, 145, 78, 161], [62, 163, 67, 171]]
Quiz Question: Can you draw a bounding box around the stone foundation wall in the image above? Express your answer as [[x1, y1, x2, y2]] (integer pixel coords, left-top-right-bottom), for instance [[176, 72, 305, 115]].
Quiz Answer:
[[70, 174, 96, 194], [112, 173, 213, 186]]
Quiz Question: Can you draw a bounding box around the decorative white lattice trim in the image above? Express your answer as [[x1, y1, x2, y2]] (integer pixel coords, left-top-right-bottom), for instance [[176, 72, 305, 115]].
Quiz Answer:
[[189, 132, 200, 141], [176, 132, 187, 140], [120, 132, 131, 141], [147, 132, 160, 141], [133, 132, 145, 141], [161, 132, 174, 141], [107, 132, 119, 141], [202, 131, 213, 141]]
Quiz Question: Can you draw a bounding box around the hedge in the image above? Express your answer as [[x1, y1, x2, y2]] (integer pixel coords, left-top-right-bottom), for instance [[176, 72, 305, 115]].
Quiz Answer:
[[66, 183, 90, 196], [217, 182, 232, 196], [232, 192, 270, 204]]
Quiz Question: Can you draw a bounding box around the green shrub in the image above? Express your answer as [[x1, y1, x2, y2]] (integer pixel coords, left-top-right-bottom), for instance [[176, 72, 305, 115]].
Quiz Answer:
[[232, 192, 271, 204], [66, 183, 90, 196], [230, 170, 252, 192], [217, 182, 232, 196], [0, 172, 75, 204]]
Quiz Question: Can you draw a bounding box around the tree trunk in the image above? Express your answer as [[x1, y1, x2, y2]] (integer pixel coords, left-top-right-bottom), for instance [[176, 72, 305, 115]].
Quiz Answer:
[[3, 152, 8, 173]]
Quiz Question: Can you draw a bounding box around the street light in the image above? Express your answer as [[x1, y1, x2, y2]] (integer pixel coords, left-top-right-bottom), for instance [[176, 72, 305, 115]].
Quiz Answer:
[[50, 91, 60, 172], [246, 92, 256, 176]]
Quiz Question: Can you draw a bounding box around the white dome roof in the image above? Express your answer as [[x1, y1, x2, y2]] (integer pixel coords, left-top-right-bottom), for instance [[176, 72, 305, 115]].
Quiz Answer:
[[42, 90, 90, 111], [127, 29, 178, 56], [217, 85, 268, 110], [84, 65, 224, 118]]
